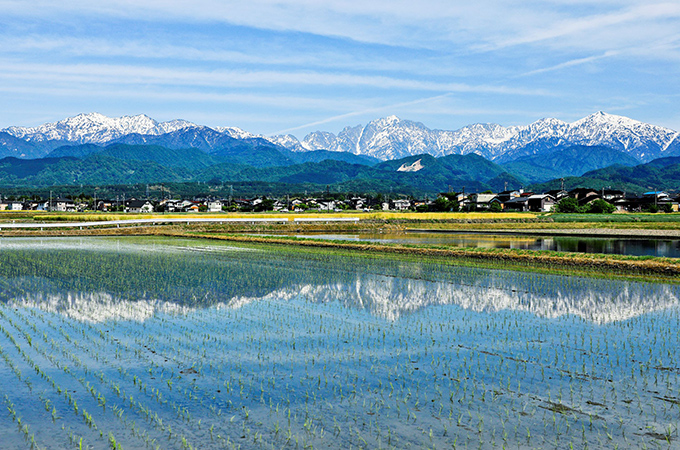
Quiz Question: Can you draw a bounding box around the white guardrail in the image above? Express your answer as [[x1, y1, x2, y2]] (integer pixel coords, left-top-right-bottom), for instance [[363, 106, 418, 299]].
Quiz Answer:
[[0, 217, 360, 230]]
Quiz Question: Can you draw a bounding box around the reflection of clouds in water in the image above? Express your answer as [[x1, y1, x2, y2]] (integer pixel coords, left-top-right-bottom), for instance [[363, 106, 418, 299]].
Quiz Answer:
[[9, 273, 680, 325]]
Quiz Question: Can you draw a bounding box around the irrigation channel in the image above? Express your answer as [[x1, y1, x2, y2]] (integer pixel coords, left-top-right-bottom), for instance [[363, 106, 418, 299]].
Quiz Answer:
[[260, 231, 680, 258], [0, 236, 679, 449]]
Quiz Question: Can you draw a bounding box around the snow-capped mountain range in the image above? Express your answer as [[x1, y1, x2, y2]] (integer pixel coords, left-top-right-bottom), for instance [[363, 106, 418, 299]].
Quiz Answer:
[[2, 111, 678, 163], [271, 112, 680, 162], [4, 112, 195, 144]]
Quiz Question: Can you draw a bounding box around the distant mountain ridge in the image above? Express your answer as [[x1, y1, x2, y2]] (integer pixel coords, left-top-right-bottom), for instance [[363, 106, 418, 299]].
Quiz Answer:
[[529, 156, 680, 194], [3, 112, 678, 165], [0, 144, 518, 194], [2, 112, 680, 190]]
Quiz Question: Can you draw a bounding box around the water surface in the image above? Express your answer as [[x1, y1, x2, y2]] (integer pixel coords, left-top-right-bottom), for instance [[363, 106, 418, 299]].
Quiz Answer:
[[268, 231, 680, 257], [0, 236, 678, 449]]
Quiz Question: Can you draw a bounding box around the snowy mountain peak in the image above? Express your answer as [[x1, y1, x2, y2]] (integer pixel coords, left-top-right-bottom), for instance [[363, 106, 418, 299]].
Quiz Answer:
[[213, 126, 258, 140], [3, 113, 197, 144], [573, 111, 645, 129]]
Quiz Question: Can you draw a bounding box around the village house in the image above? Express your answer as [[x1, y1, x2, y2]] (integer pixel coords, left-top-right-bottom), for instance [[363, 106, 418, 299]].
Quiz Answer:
[[569, 188, 600, 207], [349, 197, 367, 210], [317, 200, 336, 211], [545, 189, 569, 201], [468, 193, 497, 210], [126, 199, 154, 213], [495, 190, 522, 203], [54, 198, 76, 212], [392, 199, 411, 211], [527, 194, 557, 212], [6, 200, 25, 211], [503, 196, 530, 211], [207, 200, 224, 213]]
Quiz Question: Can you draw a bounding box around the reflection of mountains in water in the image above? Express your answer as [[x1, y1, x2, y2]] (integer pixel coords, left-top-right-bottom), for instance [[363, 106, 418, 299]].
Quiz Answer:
[[294, 275, 680, 323], [8, 271, 680, 324]]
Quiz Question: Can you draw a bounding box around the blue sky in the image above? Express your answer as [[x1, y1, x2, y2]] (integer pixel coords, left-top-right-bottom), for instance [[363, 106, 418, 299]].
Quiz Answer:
[[1, 0, 679, 137]]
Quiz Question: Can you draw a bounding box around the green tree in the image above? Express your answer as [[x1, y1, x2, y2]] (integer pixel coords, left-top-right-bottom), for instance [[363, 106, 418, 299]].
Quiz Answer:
[[254, 198, 274, 212], [642, 203, 659, 213], [585, 199, 615, 214], [489, 202, 502, 212], [432, 196, 459, 212], [554, 197, 580, 213]]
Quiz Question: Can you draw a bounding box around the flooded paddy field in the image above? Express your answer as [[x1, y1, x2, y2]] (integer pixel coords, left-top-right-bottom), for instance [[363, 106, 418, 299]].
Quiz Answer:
[[0, 236, 679, 449], [260, 232, 680, 258]]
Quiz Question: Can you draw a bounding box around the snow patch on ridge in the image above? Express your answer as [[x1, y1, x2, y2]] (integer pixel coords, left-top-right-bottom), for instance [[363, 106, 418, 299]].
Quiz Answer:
[[397, 159, 424, 172]]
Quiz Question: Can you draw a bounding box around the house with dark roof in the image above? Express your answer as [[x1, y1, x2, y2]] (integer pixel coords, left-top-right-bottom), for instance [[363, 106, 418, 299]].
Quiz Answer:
[[503, 196, 530, 211], [545, 189, 568, 201], [527, 194, 556, 212], [126, 199, 154, 213]]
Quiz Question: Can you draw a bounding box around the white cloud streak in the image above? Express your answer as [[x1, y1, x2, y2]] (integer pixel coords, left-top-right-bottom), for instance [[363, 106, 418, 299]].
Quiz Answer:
[[519, 51, 620, 77], [0, 60, 551, 96]]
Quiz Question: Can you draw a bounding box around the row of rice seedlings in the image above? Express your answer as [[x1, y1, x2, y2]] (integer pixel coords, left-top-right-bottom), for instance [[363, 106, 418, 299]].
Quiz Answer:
[[96, 312, 286, 447], [10, 306, 205, 450], [2, 393, 40, 449], [33, 301, 271, 448], [0, 308, 117, 448], [137, 294, 676, 448], [6, 304, 206, 449]]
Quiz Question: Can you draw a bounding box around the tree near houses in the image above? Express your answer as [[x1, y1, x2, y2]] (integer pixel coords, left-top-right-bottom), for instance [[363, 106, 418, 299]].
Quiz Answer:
[[554, 197, 580, 213], [586, 199, 616, 214], [554, 196, 615, 213]]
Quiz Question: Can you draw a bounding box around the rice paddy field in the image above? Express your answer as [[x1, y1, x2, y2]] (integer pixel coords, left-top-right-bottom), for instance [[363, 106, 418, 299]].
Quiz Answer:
[[0, 236, 679, 449]]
